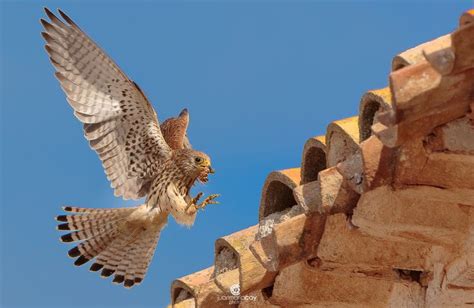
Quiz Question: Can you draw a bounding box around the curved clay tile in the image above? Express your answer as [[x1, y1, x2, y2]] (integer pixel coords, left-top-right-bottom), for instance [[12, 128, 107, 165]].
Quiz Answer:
[[214, 225, 275, 296], [378, 56, 474, 147], [258, 168, 300, 220], [171, 267, 228, 308], [391, 34, 451, 71], [250, 213, 325, 272], [294, 167, 359, 214], [300, 135, 327, 184], [325, 116, 360, 168], [358, 88, 392, 142]]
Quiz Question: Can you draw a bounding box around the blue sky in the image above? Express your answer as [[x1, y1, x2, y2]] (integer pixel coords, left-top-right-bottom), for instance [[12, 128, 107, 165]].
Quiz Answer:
[[1, 1, 470, 307]]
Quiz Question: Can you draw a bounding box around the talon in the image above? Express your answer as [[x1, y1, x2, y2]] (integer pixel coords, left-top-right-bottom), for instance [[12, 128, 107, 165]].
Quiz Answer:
[[192, 192, 204, 205]]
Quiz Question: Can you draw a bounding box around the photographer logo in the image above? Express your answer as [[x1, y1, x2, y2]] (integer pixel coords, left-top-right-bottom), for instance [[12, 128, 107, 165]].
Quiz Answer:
[[229, 284, 240, 296]]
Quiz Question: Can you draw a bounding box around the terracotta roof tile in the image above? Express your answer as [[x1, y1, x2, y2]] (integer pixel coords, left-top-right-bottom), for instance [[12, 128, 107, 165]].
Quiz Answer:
[[250, 213, 325, 272], [358, 87, 392, 142], [258, 168, 300, 220], [325, 116, 360, 167], [300, 135, 326, 184], [171, 267, 227, 308], [391, 34, 451, 71], [293, 167, 359, 214], [214, 225, 275, 294]]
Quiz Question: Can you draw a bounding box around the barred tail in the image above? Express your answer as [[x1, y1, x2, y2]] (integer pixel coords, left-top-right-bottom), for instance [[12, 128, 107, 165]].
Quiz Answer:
[[56, 205, 166, 288]]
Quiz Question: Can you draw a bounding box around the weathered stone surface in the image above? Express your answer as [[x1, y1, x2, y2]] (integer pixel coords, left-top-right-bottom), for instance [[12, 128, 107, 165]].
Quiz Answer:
[[445, 253, 474, 288], [317, 214, 432, 272], [352, 185, 472, 247], [392, 138, 474, 189], [271, 262, 424, 307], [425, 116, 474, 153]]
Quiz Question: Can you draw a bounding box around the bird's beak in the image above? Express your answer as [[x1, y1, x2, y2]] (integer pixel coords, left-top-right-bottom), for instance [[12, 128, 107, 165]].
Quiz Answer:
[[208, 166, 215, 174]]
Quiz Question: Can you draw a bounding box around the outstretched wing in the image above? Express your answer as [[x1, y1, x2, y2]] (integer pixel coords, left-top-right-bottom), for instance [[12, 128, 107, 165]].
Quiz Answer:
[[41, 8, 171, 200]]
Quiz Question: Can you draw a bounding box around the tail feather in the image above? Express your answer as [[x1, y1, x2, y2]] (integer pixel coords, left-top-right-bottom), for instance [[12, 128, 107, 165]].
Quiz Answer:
[[124, 233, 150, 288], [134, 232, 160, 285], [60, 222, 120, 242], [57, 204, 167, 288], [56, 208, 134, 232], [62, 205, 134, 213], [96, 230, 134, 278], [116, 233, 142, 286], [68, 227, 120, 261], [56, 210, 132, 223]]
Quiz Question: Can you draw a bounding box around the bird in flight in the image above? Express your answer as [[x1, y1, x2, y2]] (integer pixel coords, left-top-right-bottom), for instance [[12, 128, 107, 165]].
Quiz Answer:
[[41, 8, 219, 288]]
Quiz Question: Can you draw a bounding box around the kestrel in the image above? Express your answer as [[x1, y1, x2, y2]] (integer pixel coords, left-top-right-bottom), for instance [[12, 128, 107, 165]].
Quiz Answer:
[[41, 8, 219, 288]]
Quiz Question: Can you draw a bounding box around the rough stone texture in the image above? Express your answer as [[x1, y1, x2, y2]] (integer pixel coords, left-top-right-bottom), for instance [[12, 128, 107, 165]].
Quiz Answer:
[[425, 116, 474, 154], [318, 214, 433, 272], [271, 262, 425, 307], [352, 185, 472, 247], [392, 138, 474, 189]]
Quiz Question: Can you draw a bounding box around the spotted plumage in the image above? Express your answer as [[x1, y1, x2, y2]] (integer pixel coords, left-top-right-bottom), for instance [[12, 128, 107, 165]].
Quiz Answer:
[[41, 8, 219, 288]]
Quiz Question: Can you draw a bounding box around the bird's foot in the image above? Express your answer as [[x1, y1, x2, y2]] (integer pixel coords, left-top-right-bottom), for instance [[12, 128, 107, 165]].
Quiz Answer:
[[185, 193, 219, 215], [196, 194, 220, 210]]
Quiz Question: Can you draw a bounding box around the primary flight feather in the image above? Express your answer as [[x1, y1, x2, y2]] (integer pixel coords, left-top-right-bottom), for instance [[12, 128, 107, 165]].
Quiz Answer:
[[41, 8, 219, 288]]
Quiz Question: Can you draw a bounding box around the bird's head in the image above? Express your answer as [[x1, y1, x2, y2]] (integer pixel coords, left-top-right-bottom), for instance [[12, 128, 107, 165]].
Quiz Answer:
[[174, 149, 215, 182]]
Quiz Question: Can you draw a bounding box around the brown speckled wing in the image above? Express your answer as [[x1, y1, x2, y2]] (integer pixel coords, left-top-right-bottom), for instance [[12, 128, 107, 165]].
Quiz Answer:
[[41, 8, 171, 200]]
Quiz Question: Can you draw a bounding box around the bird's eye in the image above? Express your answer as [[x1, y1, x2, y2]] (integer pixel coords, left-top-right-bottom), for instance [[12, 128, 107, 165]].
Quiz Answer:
[[195, 157, 203, 163]]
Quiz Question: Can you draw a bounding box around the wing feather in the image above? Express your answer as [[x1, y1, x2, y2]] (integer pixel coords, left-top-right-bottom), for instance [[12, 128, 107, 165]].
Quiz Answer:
[[41, 8, 171, 200]]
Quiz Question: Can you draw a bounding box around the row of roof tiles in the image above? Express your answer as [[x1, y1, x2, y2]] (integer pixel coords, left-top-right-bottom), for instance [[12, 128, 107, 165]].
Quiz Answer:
[[170, 9, 474, 307]]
